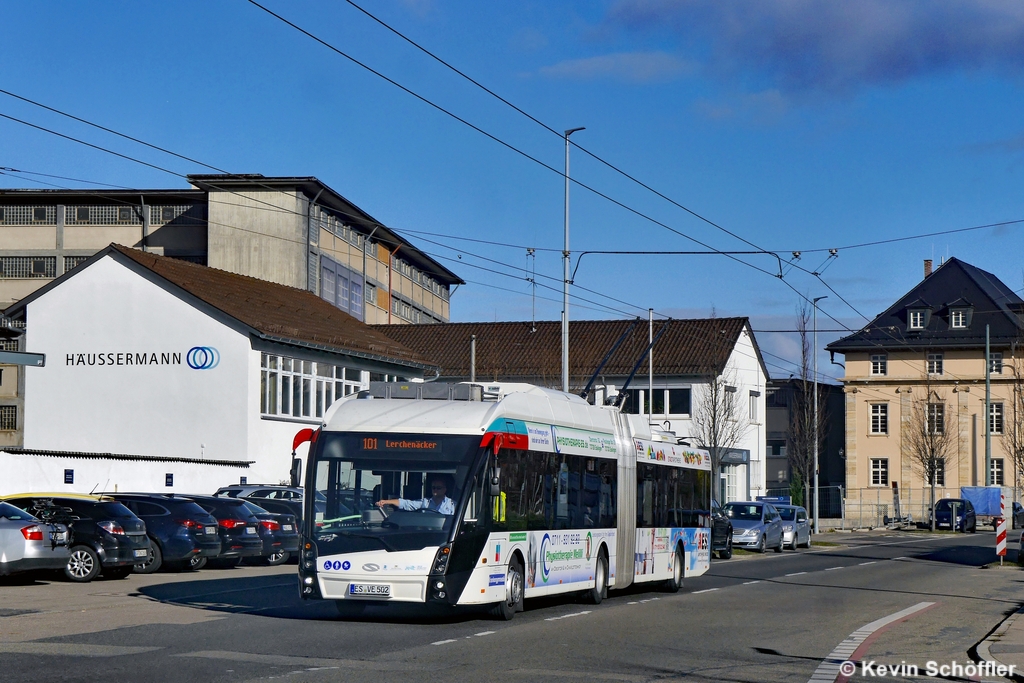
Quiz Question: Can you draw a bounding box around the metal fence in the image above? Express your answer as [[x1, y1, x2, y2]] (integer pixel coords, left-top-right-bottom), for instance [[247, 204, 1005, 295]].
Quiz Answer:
[[842, 486, 1020, 529], [764, 485, 844, 519]]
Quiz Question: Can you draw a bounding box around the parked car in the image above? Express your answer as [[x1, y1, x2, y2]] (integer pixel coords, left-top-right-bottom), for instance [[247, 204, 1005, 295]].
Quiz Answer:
[[723, 501, 783, 553], [183, 495, 264, 567], [776, 504, 811, 550], [1012, 502, 1024, 530], [0, 501, 70, 577], [711, 500, 733, 559], [213, 484, 325, 525], [237, 500, 300, 565], [1, 494, 150, 582], [933, 498, 977, 532], [106, 494, 221, 573]]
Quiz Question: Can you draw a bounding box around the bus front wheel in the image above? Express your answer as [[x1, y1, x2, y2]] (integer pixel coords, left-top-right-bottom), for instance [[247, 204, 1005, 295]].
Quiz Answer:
[[584, 551, 608, 605], [489, 556, 524, 620]]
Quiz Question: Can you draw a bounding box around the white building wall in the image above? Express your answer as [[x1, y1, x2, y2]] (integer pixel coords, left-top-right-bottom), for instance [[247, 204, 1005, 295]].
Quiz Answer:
[[23, 256, 252, 481]]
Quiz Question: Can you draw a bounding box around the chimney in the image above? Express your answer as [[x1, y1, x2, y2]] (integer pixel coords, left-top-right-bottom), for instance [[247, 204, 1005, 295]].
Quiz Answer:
[[924, 259, 933, 278]]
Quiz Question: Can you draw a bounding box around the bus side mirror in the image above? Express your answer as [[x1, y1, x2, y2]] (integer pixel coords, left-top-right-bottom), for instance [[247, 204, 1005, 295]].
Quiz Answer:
[[490, 467, 501, 497], [290, 458, 302, 488]]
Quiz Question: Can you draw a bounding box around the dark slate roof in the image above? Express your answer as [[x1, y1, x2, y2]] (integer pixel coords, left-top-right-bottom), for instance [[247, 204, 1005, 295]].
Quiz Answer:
[[827, 257, 1024, 353], [5, 245, 433, 371], [373, 317, 763, 387], [1, 448, 252, 468]]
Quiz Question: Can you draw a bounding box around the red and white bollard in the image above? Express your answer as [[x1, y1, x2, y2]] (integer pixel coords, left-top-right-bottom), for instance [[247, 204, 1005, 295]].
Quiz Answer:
[[997, 493, 1007, 566]]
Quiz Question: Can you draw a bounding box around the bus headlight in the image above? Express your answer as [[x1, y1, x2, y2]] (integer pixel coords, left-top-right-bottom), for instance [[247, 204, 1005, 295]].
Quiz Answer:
[[433, 544, 452, 573]]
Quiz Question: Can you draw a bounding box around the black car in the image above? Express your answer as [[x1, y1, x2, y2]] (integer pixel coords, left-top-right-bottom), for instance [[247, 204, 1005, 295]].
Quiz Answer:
[[711, 500, 733, 559], [213, 484, 325, 525], [238, 500, 300, 565], [184, 495, 264, 567], [106, 494, 221, 573], [2, 494, 150, 582]]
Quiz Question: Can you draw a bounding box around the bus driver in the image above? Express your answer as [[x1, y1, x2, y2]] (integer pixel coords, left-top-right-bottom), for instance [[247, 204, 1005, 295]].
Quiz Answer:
[[376, 475, 455, 515]]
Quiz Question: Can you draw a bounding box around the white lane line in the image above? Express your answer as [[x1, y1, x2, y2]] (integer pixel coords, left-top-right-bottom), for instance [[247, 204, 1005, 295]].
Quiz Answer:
[[432, 639, 458, 646], [859, 561, 876, 565], [627, 601, 639, 604], [691, 588, 719, 594], [743, 580, 761, 585], [786, 572, 807, 577], [544, 610, 592, 621], [892, 556, 909, 561], [805, 601, 936, 683], [824, 567, 843, 571], [474, 631, 495, 637]]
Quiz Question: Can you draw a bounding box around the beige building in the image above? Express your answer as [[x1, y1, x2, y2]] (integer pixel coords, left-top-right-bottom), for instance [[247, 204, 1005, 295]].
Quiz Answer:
[[0, 174, 463, 446], [827, 258, 1024, 522]]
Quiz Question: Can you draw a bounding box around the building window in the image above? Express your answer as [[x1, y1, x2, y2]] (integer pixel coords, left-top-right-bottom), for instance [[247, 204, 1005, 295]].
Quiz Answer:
[[989, 352, 1003, 375], [871, 459, 889, 486], [927, 353, 943, 375], [870, 403, 888, 434], [909, 310, 927, 330], [0, 256, 57, 279], [260, 353, 367, 420], [76, 207, 90, 221], [928, 460, 945, 487], [991, 458, 1005, 486], [950, 309, 969, 329], [749, 391, 759, 422], [668, 388, 691, 415], [990, 402, 1004, 435], [366, 284, 377, 306], [871, 354, 887, 376], [927, 403, 945, 434], [0, 405, 16, 430], [32, 207, 47, 221]]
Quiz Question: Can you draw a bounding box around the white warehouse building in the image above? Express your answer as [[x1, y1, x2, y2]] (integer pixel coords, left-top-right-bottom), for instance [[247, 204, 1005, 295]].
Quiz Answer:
[[0, 244, 435, 495]]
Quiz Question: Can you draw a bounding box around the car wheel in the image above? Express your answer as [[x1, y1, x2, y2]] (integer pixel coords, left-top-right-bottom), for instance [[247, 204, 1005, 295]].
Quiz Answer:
[[65, 545, 101, 582], [756, 535, 766, 553], [489, 555, 524, 620], [133, 541, 162, 574], [773, 536, 783, 553], [969, 521, 976, 534], [189, 555, 208, 571], [719, 537, 733, 560], [103, 566, 133, 580], [584, 551, 608, 604], [663, 546, 683, 593], [265, 550, 290, 566]]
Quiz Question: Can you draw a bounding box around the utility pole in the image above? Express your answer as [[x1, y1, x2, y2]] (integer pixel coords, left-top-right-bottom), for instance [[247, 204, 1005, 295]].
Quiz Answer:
[[562, 126, 584, 393], [813, 296, 827, 534]]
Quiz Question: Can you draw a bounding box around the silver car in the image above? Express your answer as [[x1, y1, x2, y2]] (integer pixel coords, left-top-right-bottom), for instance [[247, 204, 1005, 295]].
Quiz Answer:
[[724, 502, 784, 553], [776, 504, 811, 550], [0, 501, 70, 576]]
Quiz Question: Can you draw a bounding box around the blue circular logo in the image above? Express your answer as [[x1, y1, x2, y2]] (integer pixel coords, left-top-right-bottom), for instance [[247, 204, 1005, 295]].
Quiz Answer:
[[540, 533, 551, 583], [341, 560, 350, 571], [187, 346, 220, 370]]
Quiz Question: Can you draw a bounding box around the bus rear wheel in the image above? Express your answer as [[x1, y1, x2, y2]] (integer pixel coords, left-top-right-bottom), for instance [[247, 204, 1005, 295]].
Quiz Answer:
[[663, 546, 683, 593], [584, 551, 608, 605], [489, 556, 524, 620]]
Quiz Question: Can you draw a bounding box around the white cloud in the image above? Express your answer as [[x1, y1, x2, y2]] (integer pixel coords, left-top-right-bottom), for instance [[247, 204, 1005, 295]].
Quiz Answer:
[[539, 51, 693, 83]]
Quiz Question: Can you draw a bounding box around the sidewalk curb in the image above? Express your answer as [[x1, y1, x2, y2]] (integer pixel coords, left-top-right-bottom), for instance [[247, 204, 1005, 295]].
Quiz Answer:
[[975, 605, 1024, 682]]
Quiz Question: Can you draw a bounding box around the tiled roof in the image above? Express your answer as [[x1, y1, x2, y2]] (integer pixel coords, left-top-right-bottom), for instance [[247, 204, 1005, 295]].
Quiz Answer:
[[373, 318, 753, 388], [827, 257, 1024, 352], [3, 244, 431, 369]]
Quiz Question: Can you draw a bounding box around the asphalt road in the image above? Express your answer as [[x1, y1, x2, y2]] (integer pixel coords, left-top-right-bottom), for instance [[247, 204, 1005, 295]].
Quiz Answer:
[[2, 531, 1022, 683]]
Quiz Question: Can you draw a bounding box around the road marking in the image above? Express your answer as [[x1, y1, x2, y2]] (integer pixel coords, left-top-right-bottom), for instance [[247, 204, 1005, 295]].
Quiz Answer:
[[743, 580, 761, 585], [786, 572, 807, 577], [638, 598, 660, 603], [859, 561, 876, 565], [691, 588, 719, 594], [824, 567, 843, 571], [627, 601, 638, 604], [432, 639, 458, 646], [544, 610, 592, 621], [474, 631, 495, 637], [806, 601, 937, 683], [0, 644, 162, 657], [177, 650, 423, 669], [892, 556, 909, 561]]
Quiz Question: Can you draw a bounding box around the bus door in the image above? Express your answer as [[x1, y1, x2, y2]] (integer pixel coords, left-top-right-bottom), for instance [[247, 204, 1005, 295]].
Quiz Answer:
[[443, 451, 494, 601]]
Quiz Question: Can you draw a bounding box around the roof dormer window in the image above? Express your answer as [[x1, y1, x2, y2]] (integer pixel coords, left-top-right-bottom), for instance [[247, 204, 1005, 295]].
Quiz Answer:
[[950, 308, 972, 329], [908, 309, 929, 330]]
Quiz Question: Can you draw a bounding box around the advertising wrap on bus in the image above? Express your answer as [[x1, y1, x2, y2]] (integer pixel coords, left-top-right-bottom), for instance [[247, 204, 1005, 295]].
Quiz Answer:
[[524, 529, 617, 592]]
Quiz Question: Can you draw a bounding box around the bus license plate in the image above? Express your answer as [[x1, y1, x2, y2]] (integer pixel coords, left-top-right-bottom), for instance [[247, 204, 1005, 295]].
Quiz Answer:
[[349, 583, 390, 597]]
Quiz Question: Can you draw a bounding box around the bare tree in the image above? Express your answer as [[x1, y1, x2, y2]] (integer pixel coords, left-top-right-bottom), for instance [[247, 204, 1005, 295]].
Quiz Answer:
[[690, 321, 748, 503], [1005, 341, 1024, 494], [787, 302, 828, 512], [904, 382, 955, 531]]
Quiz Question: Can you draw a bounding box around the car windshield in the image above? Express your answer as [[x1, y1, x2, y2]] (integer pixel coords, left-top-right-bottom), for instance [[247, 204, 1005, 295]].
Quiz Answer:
[[777, 508, 796, 521], [935, 500, 963, 512], [241, 500, 271, 515], [311, 432, 481, 552], [724, 504, 762, 521], [0, 501, 35, 521]]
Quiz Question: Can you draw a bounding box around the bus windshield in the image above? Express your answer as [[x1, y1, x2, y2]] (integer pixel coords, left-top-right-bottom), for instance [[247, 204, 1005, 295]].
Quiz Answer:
[[310, 432, 482, 553]]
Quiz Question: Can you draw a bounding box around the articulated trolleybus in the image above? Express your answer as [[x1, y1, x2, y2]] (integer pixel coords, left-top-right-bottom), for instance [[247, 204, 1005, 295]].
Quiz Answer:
[[297, 382, 712, 619]]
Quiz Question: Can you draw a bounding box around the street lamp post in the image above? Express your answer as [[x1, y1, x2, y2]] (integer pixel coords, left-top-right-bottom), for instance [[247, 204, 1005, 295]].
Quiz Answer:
[[813, 295, 827, 534], [562, 126, 585, 394]]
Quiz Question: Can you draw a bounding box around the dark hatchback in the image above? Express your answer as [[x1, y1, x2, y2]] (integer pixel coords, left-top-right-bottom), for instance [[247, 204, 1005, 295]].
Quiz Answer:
[[2, 494, 150, 582], [238, 500, 300, 565], [107, 494, 221, 573], [934, 498, 977, 532], [184, 495, 264, 567]]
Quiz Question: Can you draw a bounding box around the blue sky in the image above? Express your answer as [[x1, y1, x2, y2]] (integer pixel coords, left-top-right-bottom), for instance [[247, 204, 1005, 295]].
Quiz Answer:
[[3, 1, 1024, 383]]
